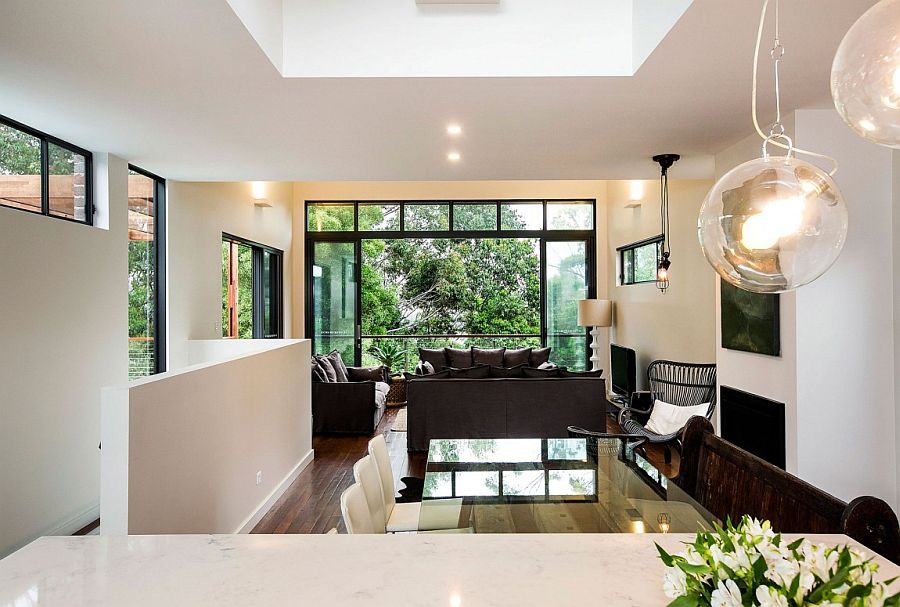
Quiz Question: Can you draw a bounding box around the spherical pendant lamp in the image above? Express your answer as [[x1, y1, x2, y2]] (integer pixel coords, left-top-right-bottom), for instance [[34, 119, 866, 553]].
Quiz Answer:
[[832, 0, 900, 148], [698, 145, 848, 293]]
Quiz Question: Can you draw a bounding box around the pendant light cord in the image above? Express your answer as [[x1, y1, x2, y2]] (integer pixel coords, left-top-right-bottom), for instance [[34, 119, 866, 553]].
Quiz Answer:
[[751, 0, 839, 175], [660, 168, 670, 256]]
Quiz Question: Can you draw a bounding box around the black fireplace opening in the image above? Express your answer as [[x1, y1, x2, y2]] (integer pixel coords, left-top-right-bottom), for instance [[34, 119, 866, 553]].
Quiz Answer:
[[720, 386, 786, 470]]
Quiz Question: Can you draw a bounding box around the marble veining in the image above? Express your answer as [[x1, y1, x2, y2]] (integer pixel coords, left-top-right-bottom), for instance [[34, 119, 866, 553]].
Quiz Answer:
[[0, 534, 896, 606]]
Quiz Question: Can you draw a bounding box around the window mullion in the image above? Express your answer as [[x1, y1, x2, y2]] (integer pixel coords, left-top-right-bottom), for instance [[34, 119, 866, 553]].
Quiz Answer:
[[40, 138, 49, 215]]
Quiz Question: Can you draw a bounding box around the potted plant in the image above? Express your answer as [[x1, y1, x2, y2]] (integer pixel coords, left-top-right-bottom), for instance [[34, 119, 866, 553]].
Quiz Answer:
[[367, 341, 408, 405]]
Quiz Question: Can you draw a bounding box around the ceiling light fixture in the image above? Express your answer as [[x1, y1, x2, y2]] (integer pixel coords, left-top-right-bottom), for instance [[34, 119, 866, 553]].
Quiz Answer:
[[697, 0, 848, 294], [832, 0, 900, 147], [447, 152, 461, 162], [654, 154, 679, 293], [447, 124, 462, 136]]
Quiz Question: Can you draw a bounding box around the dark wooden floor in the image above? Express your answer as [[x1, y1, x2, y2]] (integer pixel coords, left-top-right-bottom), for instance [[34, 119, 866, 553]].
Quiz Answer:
[[251, 408, 679, 534]]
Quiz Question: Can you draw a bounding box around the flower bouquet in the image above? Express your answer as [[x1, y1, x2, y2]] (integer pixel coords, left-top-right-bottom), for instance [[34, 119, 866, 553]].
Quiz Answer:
[[656, 515, 899, 607]]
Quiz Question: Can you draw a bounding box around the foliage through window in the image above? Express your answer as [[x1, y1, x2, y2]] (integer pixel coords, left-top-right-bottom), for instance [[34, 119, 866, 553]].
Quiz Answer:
[[306, 200, 596, 372], [0, 115, 92, 224], [128, 166, 166, 378], [618, 236, 663, 285], [222, 234, 283, 339]]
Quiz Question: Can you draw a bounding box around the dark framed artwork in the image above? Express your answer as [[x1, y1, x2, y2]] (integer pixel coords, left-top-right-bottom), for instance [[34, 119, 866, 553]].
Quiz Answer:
[[720, 279, 780, 356]]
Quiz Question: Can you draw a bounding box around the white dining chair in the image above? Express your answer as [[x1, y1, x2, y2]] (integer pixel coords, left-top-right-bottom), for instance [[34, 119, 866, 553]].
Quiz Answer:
[[352, 455, 388, 533], [339, 482, 377, 534], [367, 434, 462, 533]]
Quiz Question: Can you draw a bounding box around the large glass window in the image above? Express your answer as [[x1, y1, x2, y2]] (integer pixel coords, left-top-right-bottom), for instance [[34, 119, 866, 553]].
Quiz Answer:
[[618, 236, 662, 285], [306, 200, 594, 371], [222, 234, 283, 339], [0, 115, 92, 224], [128, 166, 166, 378]]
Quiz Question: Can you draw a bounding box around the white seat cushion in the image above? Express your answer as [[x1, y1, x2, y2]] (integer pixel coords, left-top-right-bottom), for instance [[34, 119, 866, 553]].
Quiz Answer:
[[386, 502, 421, 532], [386, 499, 464, 532], [644, 399, 709, 436], [375, 381, 390, 394]]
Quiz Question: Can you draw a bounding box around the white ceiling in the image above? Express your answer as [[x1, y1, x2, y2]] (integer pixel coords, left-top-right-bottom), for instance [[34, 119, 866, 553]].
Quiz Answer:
[[0, 0, 876, 182]]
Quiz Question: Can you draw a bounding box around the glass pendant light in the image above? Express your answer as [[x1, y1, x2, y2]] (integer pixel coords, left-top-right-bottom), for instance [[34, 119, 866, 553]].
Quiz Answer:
[[698, 0, 849, 294], [654, 154, 679, 293], [832, 0, 900, 148]]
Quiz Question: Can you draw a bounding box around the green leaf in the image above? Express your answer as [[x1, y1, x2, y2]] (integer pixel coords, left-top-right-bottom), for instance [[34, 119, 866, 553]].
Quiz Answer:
[[845, 584, 872, 602], [667, 593, 701, 607], [677, 562, 713, 576], [656, 543, 675, 568], [787, 538, 804, 551]]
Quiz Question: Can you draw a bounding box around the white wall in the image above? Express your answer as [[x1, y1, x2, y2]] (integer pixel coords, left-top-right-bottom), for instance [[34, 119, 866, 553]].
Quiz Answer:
[[0, 153, 129, 557], [101, 339, 312, 535], [606, 179, 716, 388], [714, 110, 898, 507], [167, 181, 294, 370], [292, 180, 611, 371]]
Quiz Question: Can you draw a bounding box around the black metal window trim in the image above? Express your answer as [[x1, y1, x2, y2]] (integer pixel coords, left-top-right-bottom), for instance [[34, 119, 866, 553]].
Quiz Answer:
[[304, 199, 597, 365], [617, 234, 664, 286], [129, 164, 167, 373], [0, 113, 94, 226], [222, 233, 284, 340]]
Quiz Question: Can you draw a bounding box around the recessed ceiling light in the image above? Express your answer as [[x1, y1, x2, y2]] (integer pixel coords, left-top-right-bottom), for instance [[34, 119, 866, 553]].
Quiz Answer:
[[447, 124, 462, 135], [447, 152, 461, 162]]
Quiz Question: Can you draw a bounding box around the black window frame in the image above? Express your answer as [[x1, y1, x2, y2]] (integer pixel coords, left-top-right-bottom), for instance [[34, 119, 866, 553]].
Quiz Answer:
[[128, 164, 167, 374], [222, 233, 284, 340], [0, 113, 94, 226], [304, 199, 597, 366], [617, 234, 663, 286]]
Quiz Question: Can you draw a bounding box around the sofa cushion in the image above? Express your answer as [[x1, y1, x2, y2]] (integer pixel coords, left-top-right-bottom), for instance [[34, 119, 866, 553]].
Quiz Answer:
[[407, 369, 451, 380], [419, 348, 447, 371], [311, 358, 328, 383], [489, 364, 525, 378], [503, 347, 532, 368], [348, 366, 385, 382], [529, 347, 552, 367], [445, 347, 474, 368], [375, 381, 390, 395], [522, 366, 559, 378], [447, 364, 490, 379], [558, 368, 603, 378], [326, 350, 349, 382], [472, 347, 505, 367], [315, 355, 338, 382], [415, 360, 435, 375]]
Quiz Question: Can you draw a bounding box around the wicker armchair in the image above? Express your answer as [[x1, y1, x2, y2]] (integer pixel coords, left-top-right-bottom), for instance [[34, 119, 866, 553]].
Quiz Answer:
[[618, 360, 717, 463]]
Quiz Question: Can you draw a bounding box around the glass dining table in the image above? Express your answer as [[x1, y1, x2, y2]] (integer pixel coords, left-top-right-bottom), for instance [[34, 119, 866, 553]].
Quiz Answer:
[[417, 437, 719, 534]]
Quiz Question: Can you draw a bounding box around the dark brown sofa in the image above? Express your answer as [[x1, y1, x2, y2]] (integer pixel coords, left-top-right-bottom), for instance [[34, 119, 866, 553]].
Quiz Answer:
[[407, 376, 608, 451], [676, 416, 900, 564]]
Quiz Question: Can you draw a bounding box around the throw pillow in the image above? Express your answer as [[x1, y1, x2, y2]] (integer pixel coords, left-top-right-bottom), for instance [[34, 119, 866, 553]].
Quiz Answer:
[[644, 399, 710, 436], [445, 347, 474, 368], [503, 347, 532, 368], [326, 350, 349, 382], [447, 364, 490, 379], [529, 347, 552, 367], [408, 369, 451, 380], [537, 361, 557, 370], [414, 360, 435, 375], [558, 368, 603, 378], [419, 348, 447, 371], [310, 358, 327, 383], [522, 366, 559, 378], [472, 347, 505, 367], [347, 366, 385, 382], [489, 364, 525, 378], [315, 355, 337, 383]]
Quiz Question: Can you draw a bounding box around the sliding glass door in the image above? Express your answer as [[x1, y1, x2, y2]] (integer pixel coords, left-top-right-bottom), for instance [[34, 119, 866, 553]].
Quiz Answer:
[[545, 240, 589, 371], [310, 240, 358, 363]]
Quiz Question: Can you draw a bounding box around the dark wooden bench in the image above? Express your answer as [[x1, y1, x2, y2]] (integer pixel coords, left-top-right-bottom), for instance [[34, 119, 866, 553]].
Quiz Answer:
[[674, 417, 900, 564]]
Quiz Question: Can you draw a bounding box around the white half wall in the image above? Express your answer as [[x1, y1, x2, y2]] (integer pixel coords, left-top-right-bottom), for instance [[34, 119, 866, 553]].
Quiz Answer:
[[100, 339, 312, 535], [0, 153, 128, 558], [606, 179, 716, 387], [167, 181, 294, 370]]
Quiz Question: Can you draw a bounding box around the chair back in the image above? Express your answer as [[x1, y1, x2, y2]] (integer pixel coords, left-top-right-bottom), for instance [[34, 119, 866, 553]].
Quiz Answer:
[[339, 482, 376, 534], [368, 434, 396, 513], [353, 455, 387, 533], [648, 360, 717, 417]]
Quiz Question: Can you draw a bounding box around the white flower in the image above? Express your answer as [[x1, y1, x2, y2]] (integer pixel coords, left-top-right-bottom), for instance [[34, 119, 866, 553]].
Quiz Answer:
[[683, 545, 707, 567], [801, 542, 838, 580], [743, 518, 775, 541], [756, 585, 789, 607], [764, 557, 799, 587], [663, 566, 687, 599], [711, 579, 743, 607]]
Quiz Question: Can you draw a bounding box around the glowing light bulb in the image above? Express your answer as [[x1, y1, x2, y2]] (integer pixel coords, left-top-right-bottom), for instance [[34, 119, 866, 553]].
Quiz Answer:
[[741, 212, 780, 250]]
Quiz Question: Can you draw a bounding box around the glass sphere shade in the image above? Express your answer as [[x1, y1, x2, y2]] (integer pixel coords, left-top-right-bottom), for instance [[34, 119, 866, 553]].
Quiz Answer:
[[832, 0, 900, 147], [698, 155, 848, 293]]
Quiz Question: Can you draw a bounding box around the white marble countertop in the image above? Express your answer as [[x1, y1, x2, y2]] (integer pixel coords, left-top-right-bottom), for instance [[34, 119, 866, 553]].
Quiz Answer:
[[0, 533, 896, 606]]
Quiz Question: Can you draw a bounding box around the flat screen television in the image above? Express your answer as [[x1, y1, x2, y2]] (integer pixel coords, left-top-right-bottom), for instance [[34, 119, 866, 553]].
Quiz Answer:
[[610, 344, 637, 398]]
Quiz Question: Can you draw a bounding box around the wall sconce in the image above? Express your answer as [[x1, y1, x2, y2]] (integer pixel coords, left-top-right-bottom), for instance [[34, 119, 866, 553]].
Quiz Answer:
[[657, 512, 671, 533], [251, 182, 272, 208], [625, 180, 644, 208]]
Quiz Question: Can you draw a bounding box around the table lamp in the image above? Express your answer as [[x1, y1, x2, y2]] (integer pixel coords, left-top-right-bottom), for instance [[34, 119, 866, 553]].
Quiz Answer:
[[577, 299, 612, 372]]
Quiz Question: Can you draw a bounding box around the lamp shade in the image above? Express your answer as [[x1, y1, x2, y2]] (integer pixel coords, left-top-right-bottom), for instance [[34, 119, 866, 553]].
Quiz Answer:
[[577, 299, 612, 328]]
